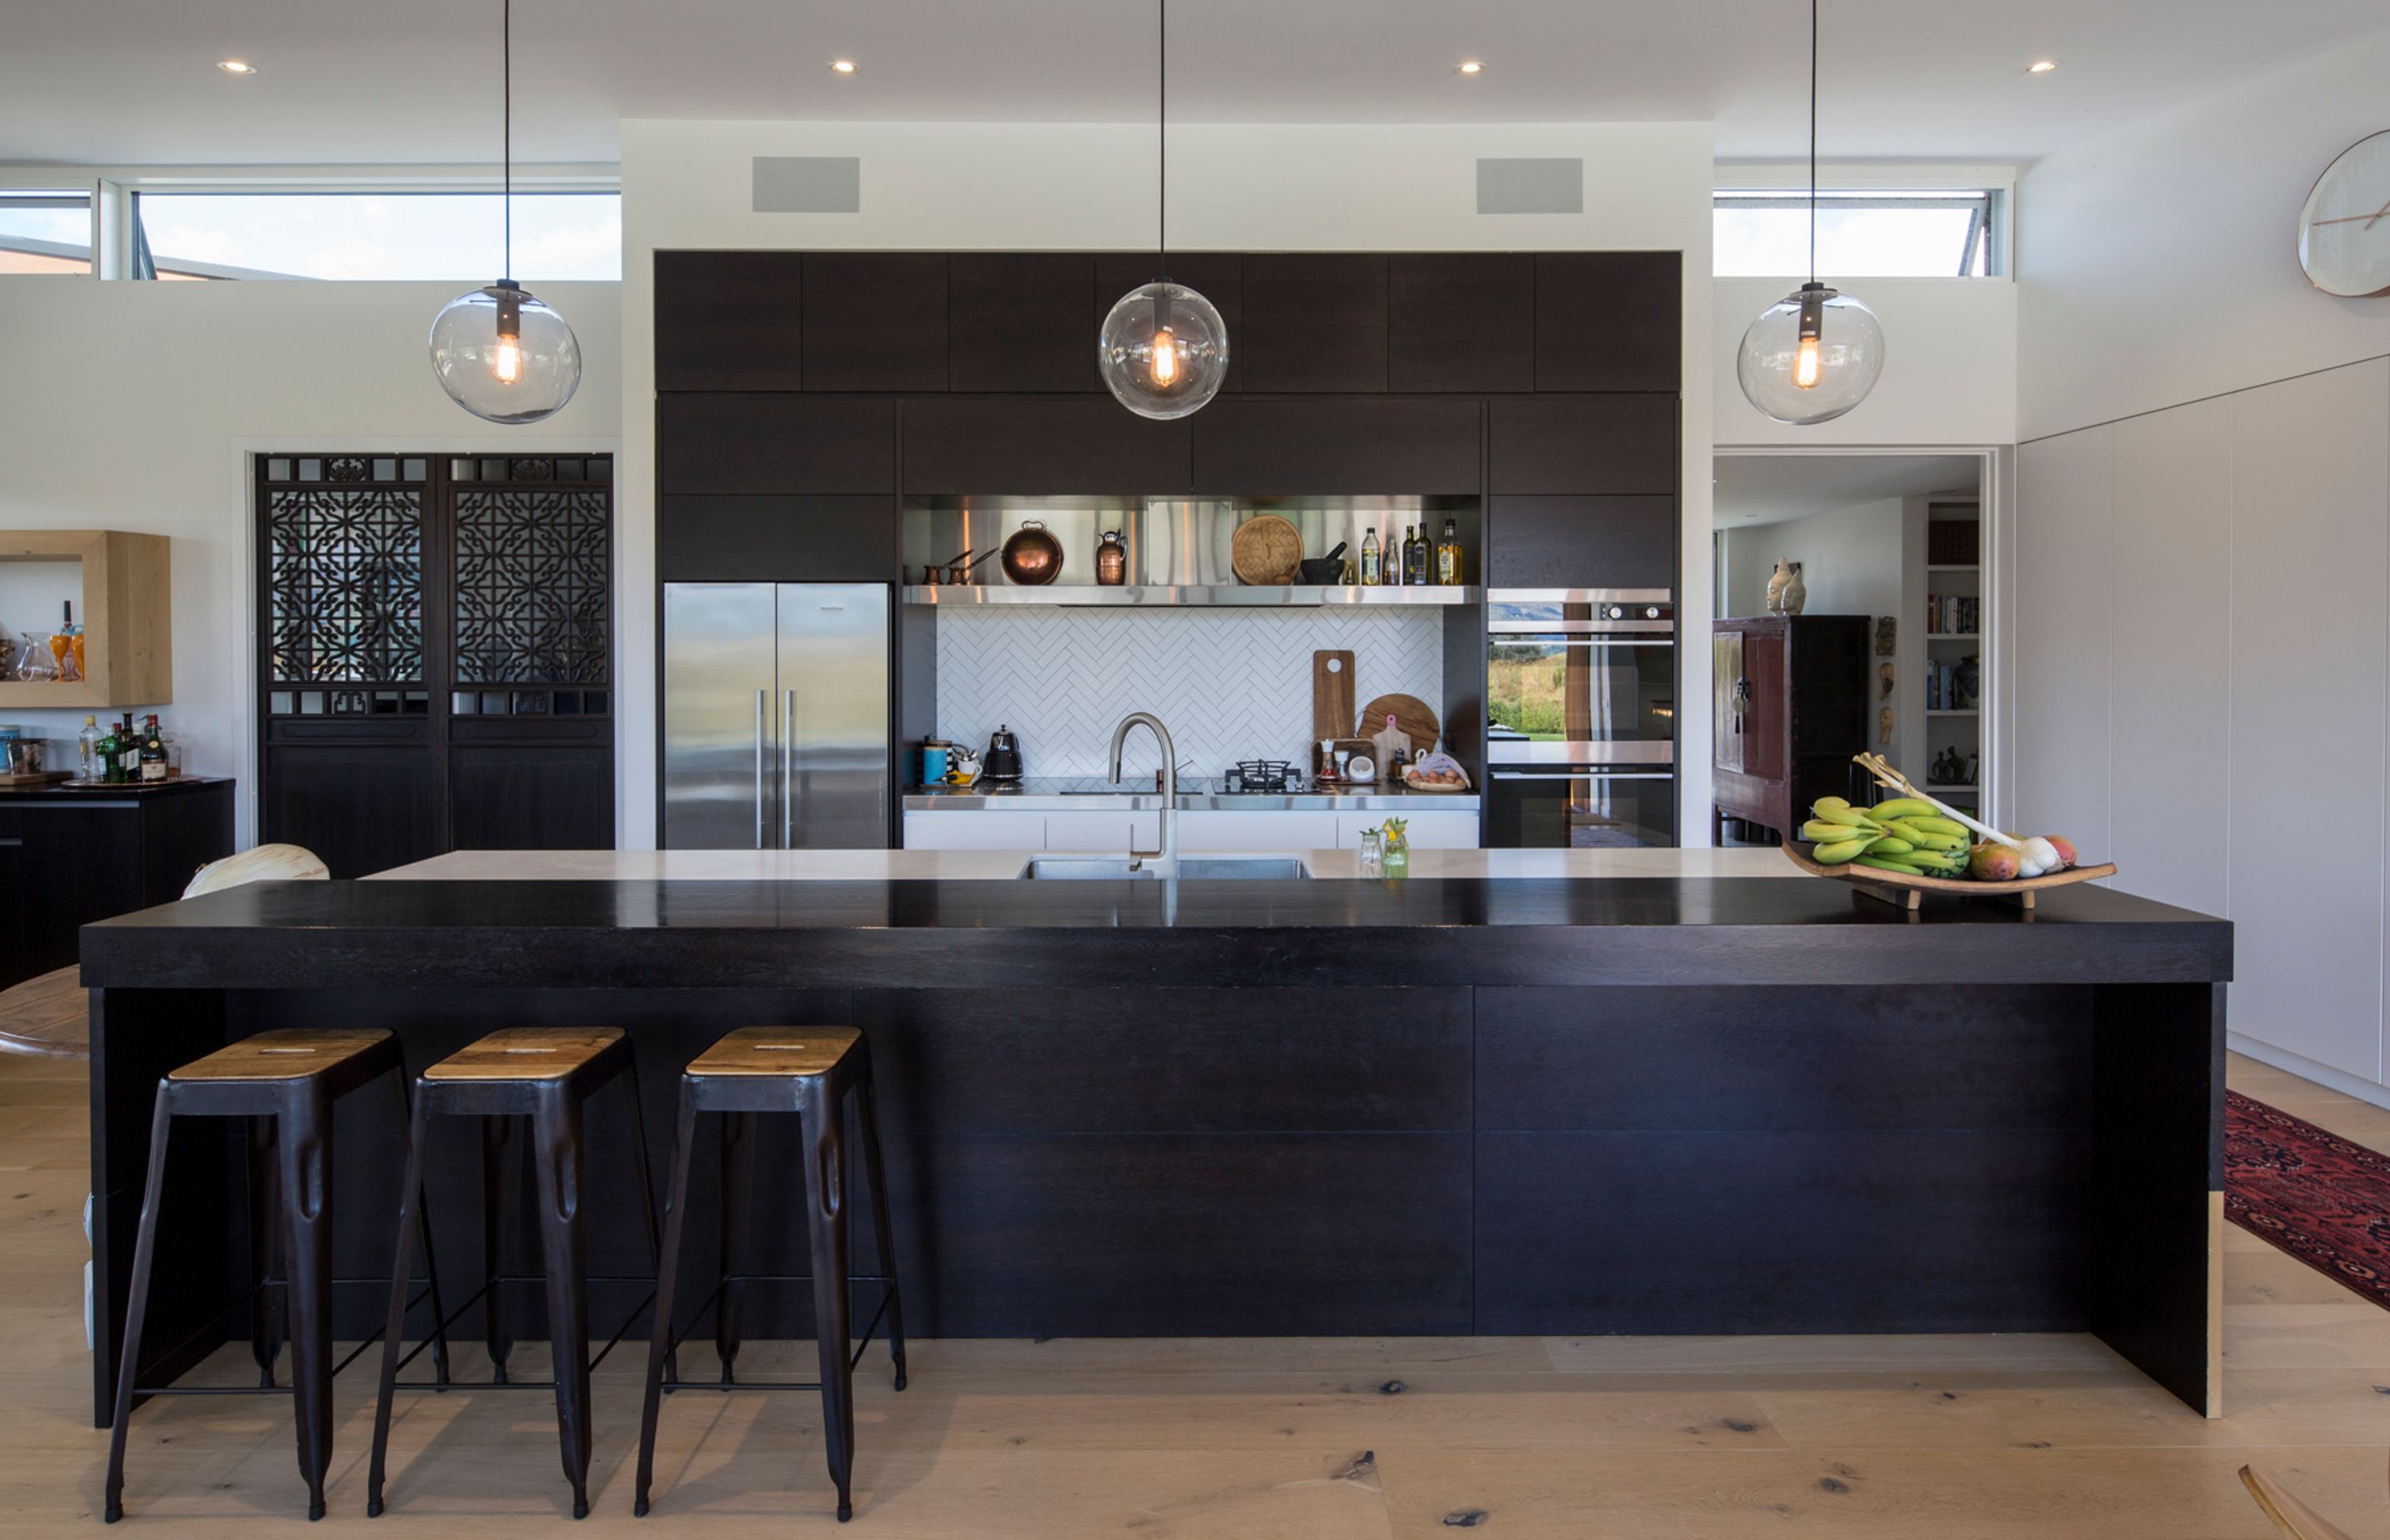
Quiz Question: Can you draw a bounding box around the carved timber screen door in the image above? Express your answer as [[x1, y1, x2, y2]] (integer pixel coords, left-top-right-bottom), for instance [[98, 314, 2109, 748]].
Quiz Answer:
[[256, 452, 614, 877]]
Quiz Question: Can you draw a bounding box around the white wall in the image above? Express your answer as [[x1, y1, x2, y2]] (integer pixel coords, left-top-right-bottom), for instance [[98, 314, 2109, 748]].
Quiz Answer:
[[1713, 276, 2018, 448], [2017, 28, 2390, 440], [0, 277, 621, 845], [2012, 29, 2390, 1103], [619, 117, 1718, 847], [1720, 496, 1924, 777]]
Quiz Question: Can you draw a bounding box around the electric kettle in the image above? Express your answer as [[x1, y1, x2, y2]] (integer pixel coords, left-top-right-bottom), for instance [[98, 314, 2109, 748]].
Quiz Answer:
[[983, 724, 1025, 783]]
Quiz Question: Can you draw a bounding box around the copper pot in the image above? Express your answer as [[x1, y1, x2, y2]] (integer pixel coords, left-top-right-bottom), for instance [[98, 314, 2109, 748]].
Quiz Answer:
[[1000, 521, 1064, 586]]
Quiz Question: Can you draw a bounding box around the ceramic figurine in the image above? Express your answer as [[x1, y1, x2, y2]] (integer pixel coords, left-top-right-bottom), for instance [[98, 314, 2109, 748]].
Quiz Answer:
[[1764, 562, 1790, 615], [1779, 562, 1807, 616]]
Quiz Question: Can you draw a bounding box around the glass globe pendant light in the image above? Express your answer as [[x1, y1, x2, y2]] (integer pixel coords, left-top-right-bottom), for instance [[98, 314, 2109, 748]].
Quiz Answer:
[[1099, 0, 1227, 419], [1736, 0, 1884, 426], [429, 0, 581, 424]]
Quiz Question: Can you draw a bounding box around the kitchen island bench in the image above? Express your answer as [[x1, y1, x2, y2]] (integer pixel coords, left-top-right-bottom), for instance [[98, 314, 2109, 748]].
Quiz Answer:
[[79, 852, 2231, 1422]]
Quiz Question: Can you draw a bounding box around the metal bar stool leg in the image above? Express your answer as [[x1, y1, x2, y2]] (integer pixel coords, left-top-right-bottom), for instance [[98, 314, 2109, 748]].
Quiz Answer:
[[529, 1089, 594, 1520], [368, 1082, 437, 1518], [797, 1081, 856, 1523], [246, 1114, 282, 1390], [389, 1070, 452, 1390], [715, 1110, 751, 1383], [278, 1081, 338, 1522], [635, 1080, 700, 1518], [481, 1114, 517, 1383], [103, 1089, 174, 1525], [856, 1065, 907, 1391]]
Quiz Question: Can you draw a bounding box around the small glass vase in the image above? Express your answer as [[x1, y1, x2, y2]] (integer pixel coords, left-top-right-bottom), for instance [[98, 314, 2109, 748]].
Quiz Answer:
[[1357, 829, 1383, 878], [12, 627, 56, 682]]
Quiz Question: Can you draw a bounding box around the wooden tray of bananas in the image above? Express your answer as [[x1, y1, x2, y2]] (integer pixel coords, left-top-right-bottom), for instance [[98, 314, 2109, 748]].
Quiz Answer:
[[1783, 754, 2116, 912]]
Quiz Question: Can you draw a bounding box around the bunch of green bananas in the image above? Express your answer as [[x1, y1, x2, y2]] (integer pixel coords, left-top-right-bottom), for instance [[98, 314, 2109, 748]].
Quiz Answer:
[[1798, 797, 1973, 875]]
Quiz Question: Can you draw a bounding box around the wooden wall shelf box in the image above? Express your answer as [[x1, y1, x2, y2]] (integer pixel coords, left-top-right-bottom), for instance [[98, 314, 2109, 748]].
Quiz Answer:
[[0, 530, 171, 709]]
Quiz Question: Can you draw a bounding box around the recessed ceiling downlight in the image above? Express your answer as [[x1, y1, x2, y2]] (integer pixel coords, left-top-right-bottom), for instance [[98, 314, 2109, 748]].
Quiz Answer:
[[829, 59, 857, 74], [2027, 60, 2057, 74], [1456, 60, 1485, 75], [217, 59, 256, 74]]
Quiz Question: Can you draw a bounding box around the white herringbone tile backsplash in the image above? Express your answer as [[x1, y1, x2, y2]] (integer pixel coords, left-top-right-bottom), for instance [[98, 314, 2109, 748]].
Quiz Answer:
[[934, 608, 1446, 779]]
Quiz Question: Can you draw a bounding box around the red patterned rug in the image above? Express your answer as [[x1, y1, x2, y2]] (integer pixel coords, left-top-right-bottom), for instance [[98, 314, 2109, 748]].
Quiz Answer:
[[2227, 1089, 2390, 1308]]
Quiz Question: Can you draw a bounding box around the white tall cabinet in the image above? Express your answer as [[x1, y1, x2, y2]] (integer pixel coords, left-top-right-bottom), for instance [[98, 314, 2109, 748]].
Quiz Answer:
[[2015, 357, 2390, 1093]]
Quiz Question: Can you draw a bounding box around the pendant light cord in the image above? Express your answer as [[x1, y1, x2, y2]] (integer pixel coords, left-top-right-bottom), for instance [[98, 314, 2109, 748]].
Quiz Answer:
[[503, 0, 513, 285], [1156, 0, 1167, 280], [1807, 0, 1817, 285]]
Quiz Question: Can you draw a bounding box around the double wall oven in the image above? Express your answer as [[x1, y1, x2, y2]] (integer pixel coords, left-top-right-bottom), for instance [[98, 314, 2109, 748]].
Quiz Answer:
[[1484, 589, 1677, 848]]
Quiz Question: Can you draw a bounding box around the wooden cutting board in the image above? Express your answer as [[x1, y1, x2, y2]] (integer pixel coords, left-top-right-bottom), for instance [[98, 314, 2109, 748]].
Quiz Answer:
[[1311, 651, 1355, 742], [1358, 693, 1440, 753]]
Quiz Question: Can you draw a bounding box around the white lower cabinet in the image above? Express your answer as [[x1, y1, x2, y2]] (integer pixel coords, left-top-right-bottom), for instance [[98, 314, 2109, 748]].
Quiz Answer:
[[902, 811, 1046, 850], [1339, 810, 1480, 849], [1041, 810, 1165, 852], [1178, 810, 1341, 851]]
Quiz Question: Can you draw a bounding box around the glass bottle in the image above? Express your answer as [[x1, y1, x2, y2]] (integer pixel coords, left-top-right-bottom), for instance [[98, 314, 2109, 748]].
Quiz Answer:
[[115, 714, 140, 782], [1407, 524, 1429, 585], [139, 714, 168, 782], [78, 715, 100, 781], [1438, 518, 1461, 584], [95, 718, 122, 785], [51, 602, 83, 684], [1357, 827, 1383, 878], [1359, 528, 1381, 586]]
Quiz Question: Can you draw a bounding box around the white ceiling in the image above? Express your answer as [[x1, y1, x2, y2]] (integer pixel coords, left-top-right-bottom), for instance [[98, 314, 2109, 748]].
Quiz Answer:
[[1712, 453, 1980, 526], [3, 2, 2383, 168]]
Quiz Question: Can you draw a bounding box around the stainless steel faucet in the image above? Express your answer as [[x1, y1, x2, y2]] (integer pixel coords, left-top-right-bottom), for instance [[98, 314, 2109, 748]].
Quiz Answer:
[[1109, 711, 1178, 870]]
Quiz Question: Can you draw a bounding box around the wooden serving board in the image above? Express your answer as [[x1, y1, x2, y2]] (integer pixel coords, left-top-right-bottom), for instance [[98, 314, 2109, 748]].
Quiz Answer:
[[1783, 843, 2118, 912], [1357, 693, 1440, 753], [1311, 651, 1356, 742], [0, 771, 70, 787]]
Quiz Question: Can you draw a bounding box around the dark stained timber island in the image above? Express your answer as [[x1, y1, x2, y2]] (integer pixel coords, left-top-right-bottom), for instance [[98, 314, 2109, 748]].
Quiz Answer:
[[80, 874, 2231, 1423]]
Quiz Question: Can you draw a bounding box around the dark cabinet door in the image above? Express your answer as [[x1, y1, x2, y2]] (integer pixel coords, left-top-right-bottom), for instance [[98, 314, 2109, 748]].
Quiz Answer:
[[1738, 626, 1788, 782], [1237, 254, 1389, 392], [262, 736, 442, 880], [1488, 396, 1676, 495], [1192, 398, 1480, 495], [1536, 252, 1681, 392], [449, 738, 615, 851], [802, 253, 949, 392], [660, 495, 898, 582], [901, 397, 1189, 494], [1713, 631, 1748, 777], [949, 255, 1098, 392], [1095, 253, 1244, 394], [1487, 496, 1676, 589], [2, 806, 139, 984], [654, 251, 803, 392], [659, 396, 896, 495], [1388, 254, 1534, 394]]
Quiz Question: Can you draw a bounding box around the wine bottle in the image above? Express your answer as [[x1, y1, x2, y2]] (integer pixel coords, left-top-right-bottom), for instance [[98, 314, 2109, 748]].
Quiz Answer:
[[139, 714, 167, 782], [116, 714, 140, 782], [95, 718, 122, 785], [1405, 524, 1427, 585]]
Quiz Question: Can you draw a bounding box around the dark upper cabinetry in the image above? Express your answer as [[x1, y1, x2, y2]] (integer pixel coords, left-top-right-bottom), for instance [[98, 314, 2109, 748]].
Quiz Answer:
[[654, 251, 803, 392], [802, 253, 949, 392], [1388, 254, 1535, 394], [1236, 255, 1389, 393], [902, 398, 1189, 494], [949, 255, 1098, 392], [1192, 399, 1480, 495], [658, 396, 895, 494], [1489, 396, 1677, 495], [1487, 497, 1676, 590], [1536, 252, 1681, 392], [660, 495, 898, 582]]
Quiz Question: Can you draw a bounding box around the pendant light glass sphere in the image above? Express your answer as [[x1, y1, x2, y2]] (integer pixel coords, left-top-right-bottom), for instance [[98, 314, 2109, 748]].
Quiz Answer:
[[1099, 281, 1228, 420], [430, 282, 582, 424], [1736, 282, 1885, 425]]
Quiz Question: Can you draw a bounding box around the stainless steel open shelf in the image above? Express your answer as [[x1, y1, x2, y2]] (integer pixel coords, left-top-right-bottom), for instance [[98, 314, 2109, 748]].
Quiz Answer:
[[900, 583, 1481, 607]]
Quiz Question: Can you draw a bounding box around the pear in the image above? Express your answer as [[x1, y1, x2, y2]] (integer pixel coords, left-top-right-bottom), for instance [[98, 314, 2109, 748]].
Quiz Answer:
[[1969, 841, 2020, 882]]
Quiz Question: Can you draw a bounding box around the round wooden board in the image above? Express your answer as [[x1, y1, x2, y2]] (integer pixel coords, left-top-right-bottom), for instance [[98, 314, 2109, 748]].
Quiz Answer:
[[1782, 842, 2116, 909], [1230, 514, 1304, 585], [1358, 693, 1441, 753]]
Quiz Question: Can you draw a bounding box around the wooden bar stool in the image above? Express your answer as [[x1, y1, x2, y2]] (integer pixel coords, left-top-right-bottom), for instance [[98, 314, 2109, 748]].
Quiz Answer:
[[104, 1028, 449, 1523], [635, 1026, 907, 1523], [367, 1027, 662, 1521]]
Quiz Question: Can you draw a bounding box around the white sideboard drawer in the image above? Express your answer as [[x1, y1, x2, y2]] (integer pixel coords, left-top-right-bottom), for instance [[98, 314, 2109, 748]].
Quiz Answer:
[[1338, 810, 1480, 849], [1177, 810, 1341, 851], [1041, 810, 1164, 852], [902, 811, 1046, 850]]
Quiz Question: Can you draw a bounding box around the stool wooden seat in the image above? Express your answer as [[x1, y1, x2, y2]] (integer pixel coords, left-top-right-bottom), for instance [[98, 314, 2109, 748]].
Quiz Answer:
[[636, 1025, 905, 1523], [172, 1027, 394, 1082], [369, 1026, 660, 1521], [420, 1026, 624, 1082], [105, 1028, 447, 1523]]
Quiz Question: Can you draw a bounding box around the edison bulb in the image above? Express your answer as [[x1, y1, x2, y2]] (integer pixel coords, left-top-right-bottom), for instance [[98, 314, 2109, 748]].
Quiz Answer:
[[429, 281, 581, 424], [1099, 281, 1227, 419], [1737, 282, 1885, 425]]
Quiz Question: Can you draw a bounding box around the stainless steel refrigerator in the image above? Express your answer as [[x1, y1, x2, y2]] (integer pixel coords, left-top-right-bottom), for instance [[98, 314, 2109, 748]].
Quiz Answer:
[[662, 582, 891, 849]]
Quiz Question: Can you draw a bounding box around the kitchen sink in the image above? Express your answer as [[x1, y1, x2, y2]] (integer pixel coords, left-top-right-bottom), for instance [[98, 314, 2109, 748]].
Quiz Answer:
[[1017, 856, 1313, 880]]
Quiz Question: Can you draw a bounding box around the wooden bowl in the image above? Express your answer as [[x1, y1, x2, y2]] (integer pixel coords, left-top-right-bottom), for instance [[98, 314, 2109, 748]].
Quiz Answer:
[[1782, 842, 2118, 911], [1230, 514, 1303, 585]]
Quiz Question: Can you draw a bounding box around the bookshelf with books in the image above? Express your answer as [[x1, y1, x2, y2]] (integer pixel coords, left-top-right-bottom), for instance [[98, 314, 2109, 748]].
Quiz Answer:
[[1921, 502, 1983, 806]]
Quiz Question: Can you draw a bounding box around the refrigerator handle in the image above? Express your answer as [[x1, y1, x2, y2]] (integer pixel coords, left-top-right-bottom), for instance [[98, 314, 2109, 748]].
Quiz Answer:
[[753, 689, 767, 850], [782, 688, 796, 850]]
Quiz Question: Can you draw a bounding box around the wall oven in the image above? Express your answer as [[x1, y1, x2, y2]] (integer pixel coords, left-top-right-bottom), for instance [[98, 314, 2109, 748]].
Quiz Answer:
[[1485, 588, 1677, 848]]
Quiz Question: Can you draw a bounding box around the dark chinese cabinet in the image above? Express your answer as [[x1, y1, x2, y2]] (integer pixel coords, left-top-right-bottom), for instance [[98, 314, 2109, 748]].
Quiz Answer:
[[1711, 615, 1871, 844]]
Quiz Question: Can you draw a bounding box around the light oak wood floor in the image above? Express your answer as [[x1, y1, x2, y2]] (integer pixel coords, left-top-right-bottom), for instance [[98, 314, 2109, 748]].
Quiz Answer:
[[7, 1049, 2387, 1536]]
